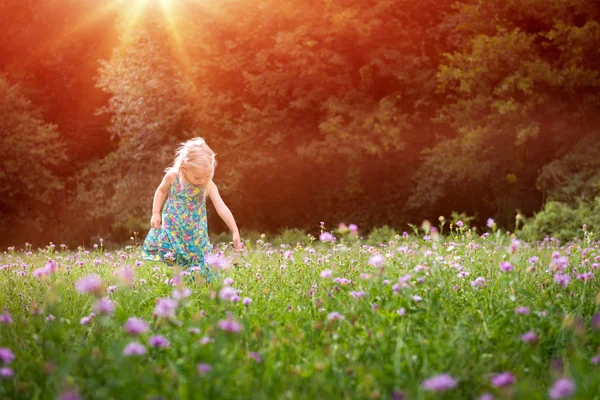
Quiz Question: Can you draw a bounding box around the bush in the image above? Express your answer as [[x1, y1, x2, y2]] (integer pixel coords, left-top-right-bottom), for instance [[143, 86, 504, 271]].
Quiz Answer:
[[520, 197, 600, 242]]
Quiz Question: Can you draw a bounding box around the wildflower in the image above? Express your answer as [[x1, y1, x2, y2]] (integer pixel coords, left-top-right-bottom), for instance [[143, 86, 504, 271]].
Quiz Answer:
[[372, 303, 379, 311], [554, 272, 571, 288], [75, 275, 104, 296], [93, 297, 115, 315], [320, 269, 332, 278], [520, 331, 539, 343], [471, 277, 485, 288], [59, 388, 81, 400], [172, 287, 192, 300], [479, 394, 494, 400], [199, 337, 214, 345], [124, 318, 149, 336], [319, 232, 335, 242], [491, 372, 516, 387], [549, 378, 575, 399], [148, 335, 170, 348], [80, 313, 95, 325], [197, 363, 212, 375], [348, 224, 358, 234], [0, 348, 15, 364], [327, 312, 345, 321], [248, 352, 262, 363], [486, 218, 495, 228], [242, 297, 252, 306], [46, 315, 56, 321], [154, 298, 178, 319], [350, 291, 365, 299], [205, 253, 231, 270], [500, 262, 514, 272], [592, 313, 600, 330], [219, 287, 237, 302], [0, 310, 12, 325], [591, 355, 600, 364], [421, 374, 458, 392], [369, 254, 385, 267], [412, 295, 422, 302], [123, 342, 146, 356], [216, 314, 243, 333], [397, 308, 406, 316], [115, 267, 135, 286], [223, 278, 234, 286], [515, 307, 530, 315], [456, 221, 464, 228], [509, 239, 521, 254], [0, 367, 13, 378]]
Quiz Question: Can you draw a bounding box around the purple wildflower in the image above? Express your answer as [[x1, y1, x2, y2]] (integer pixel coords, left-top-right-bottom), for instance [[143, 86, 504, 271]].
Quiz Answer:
[[349, 224, 358, 233], [75, 275, 104, 296], [479, 394, 494, 400], [369, 254, 385, 267], [515, 307, 530, 315], [491, 372, 516, 387], [0, 348, 15, 364], [500, 262, 514, 272], [0, 310, 12, 325], [93, 297, 115, 315], [591, 355, 600, 364], [520, 331, 539, 343], [456, 221, 464, 228], [243, 297, 252, 306], [320, 269, 332, 278], [154, 298, 178, 319], [327, 312, 345, 321], [124, 318, 149, 336], [216, 316, 243, 333], [350, 291, 365, 299], [471, 277, 485, 288], [372, 303, 379, 311], [123, 342, 146, 356], [319, 232, 334, 242], [486, 218, 495, 228], [0, 367, 13, 378], [219, 287, 237, 302], [592, 313, 600, 330], [248, 352, 262, 363], [172, 287, 192, 300], [421, 374, 458, 392], [205, 253, 231, 271], [549, 378, 575, 399], [200, 336, 214, 345], [397, 308, 406, 316], [80, 313, 95, 325], [412, 295, 422, 302], [223, 278, 234, 286], [148, 335, 170, 348], [197, 363, 212, 375], [59, 388, 81, 400], [554, 272, 572, 288]]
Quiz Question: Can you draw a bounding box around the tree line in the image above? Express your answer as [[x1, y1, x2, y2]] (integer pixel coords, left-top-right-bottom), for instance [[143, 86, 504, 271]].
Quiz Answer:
[[1, 0, 599, 247]]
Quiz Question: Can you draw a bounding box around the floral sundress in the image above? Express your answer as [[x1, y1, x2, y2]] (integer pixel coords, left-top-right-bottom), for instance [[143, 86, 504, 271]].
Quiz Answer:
[[141, 174, 214, 280]]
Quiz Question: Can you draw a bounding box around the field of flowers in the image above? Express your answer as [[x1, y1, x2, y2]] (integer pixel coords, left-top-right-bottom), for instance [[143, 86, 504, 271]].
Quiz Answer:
[[1, 222, 600, 399]]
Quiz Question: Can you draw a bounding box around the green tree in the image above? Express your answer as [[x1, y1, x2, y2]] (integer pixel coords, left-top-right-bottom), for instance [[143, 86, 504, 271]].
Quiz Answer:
[[408, 0, 600, 226], [0, 76, 67, 240]]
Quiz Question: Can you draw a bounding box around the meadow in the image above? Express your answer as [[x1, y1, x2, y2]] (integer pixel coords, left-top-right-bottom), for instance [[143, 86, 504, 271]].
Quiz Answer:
[[1, 223, 600, 400]]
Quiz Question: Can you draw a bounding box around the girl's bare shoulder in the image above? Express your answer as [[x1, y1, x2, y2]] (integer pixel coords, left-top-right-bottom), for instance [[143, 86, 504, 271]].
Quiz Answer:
[[158, 170, 179, 192]]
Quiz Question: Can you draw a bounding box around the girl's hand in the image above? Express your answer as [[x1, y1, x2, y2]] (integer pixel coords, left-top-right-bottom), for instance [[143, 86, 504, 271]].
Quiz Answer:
[[232, 231, 242, 250], [151, 213, 162, 229]]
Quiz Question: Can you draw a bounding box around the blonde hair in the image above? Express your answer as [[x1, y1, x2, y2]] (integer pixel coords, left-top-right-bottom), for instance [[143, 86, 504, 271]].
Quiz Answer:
[[166, 137, 217, 200]]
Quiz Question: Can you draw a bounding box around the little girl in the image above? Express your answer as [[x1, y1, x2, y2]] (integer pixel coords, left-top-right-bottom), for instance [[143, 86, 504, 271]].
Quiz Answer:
[[141, 137, 241, 279]]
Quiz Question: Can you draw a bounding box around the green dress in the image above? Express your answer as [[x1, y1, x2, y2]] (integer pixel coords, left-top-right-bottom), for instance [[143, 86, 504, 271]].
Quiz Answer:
[[141, 174, 214, 279]]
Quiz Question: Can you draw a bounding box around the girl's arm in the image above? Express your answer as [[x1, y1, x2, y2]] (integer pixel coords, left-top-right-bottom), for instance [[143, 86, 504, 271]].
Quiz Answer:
[[208, 181, 241, 249], [151, 171, 177, 227]]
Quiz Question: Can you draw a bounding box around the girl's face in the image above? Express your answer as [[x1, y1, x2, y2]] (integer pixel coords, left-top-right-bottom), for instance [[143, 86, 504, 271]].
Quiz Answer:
[[182, 166, 212, 186]]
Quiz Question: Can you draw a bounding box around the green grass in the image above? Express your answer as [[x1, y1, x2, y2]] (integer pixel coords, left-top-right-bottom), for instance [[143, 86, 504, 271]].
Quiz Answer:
[[1, 230, 599, 399]]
